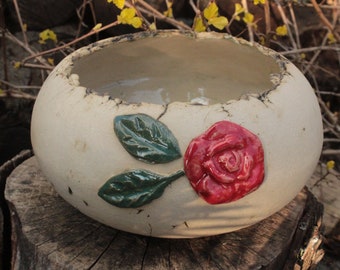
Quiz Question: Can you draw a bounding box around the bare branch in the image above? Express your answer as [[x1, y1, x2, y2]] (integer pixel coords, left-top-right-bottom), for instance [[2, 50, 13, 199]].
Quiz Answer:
[[310, 0, 340, 42]]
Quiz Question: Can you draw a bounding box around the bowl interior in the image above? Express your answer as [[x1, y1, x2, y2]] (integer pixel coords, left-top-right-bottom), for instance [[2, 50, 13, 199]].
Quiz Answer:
[[71, 34, 281, 105]]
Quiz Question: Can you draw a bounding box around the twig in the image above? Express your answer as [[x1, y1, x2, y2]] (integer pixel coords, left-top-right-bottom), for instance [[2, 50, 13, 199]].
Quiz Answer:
[[75, 0, 91, 40], [125, 1, 151, 29], [242, 0, 254, 43], [280, 45, 340, 55], [322, 149, 340, 155], [314, 63, 340, 80], [274, 0, 297, 49], [319, 91, 340, 97], [288, 2, 301, 49], [0, 79, 41, 89], [20, 62, 54, 70], [12, 0, 28, 46], [331, 0, 339, 24], [318, 97, 338, 126], [305, 3, 340, 9], [3, 29, 52, 69], [302, 32, 329, 74], [270, 39, 290, 51], [323, 138, 340, 143], [264, 0, 271, 41], [323, 120, 340, 140], [189, 0, 200, 15], [310, 0, 340, 42], [0, 89, 37, 100], [21, 20, 120, 64], [135, 0, 191, 30]]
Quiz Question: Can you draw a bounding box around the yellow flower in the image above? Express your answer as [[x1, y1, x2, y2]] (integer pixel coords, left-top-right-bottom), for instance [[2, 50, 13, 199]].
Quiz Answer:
[[163, 1, 173, 18], [117, 8, 143, 28], [233, 3, 244, 21], [259, 36, 265, 45], [204, 1, 219, 20], [14, 61, 21, 69], [203, 1, 228, 30], [326, 160, 335, 170], [149, 22, 157, 30], [39, 29, 58, 44], [208, 16, 228, 30], [327, 32, 336, 44], [23, 23, 27, 32], [108, 0, 125, 9], [243, 12, 254, 24], [254, 0, 265, 5], [193, 16, 206, 32], [47, 58, 55, 65], [92, 23, 102, 31], [276, 25, 288, 36]]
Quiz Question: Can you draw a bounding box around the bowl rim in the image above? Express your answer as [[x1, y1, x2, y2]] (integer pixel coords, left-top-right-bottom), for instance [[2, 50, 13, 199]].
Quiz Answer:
[[55, 30, 290, 106]]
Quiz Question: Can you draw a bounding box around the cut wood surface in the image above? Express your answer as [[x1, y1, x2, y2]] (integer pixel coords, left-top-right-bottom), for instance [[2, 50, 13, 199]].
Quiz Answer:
[[308, 164, 340, 234], [5, 157, 323, 270]]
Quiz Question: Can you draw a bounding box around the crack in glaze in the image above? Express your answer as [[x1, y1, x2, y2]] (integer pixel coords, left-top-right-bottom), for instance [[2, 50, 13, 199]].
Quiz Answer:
[[157, 104, 169, 120], [221, 105, 233, 117]]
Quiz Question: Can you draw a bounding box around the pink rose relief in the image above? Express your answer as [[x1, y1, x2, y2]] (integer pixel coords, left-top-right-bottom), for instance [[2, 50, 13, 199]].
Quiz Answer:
[[184, 121, 265, 204]]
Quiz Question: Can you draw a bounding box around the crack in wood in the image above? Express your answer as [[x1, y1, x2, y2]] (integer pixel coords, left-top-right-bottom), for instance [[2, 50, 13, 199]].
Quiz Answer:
[[140, 237, 151, 270], [87, 231, 118, 269], [65, 224, 109, 266], [167, 240, 172, 269], [33, 218, 95, 248], [42, 223, 102, 257]]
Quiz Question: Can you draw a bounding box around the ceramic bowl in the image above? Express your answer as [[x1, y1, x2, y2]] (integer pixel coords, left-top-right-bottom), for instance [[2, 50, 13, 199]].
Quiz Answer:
[[31, 31, 323, 238]]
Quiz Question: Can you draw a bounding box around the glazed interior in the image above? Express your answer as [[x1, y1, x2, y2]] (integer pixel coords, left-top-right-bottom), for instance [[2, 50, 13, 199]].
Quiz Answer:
[[71, 34, 281, 105]]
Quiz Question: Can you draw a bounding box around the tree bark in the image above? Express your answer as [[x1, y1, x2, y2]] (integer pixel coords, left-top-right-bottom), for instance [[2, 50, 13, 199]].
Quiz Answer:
[[5, 157, 324, 270], [0, 150, 33, 269]]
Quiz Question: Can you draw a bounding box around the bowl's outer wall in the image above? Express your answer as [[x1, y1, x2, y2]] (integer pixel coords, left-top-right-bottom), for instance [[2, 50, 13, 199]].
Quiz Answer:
[[31, 32, 323, 238]]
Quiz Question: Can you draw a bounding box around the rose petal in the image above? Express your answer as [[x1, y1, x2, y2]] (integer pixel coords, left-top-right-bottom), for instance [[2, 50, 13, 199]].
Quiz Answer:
[[237, 154, 253, 180], [195, 174, 235, 204], [184, 120, 265, 204], [203, 159, 235, 183], [219, 150, 241, 172], [184, 140, 207, 184], [206, 134, 243, 157]]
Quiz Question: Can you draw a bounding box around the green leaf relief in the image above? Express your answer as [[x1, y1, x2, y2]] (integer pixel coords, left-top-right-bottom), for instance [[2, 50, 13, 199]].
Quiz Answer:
[[114, 114, 181, 164], [98, 169, 185, 208]]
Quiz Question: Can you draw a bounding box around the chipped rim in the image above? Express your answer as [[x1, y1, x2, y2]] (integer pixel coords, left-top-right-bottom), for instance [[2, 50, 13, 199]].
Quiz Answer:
[[54, 30, 290, 105]]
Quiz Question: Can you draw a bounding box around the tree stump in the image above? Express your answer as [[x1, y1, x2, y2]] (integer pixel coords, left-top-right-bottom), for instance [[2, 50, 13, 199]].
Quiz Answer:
[[0, 206, 3, 268], [0, 150, 33, 269], [5, 157, 324, 270]]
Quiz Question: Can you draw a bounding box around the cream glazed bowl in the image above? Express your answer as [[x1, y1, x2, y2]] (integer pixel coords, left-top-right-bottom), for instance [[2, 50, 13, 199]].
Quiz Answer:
[[31, 30, 323, 238]]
